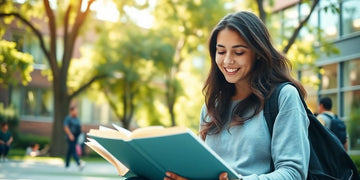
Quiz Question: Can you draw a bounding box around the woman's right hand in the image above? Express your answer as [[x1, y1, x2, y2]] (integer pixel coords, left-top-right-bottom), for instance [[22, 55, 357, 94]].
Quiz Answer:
[[219, 172, 229, 180]]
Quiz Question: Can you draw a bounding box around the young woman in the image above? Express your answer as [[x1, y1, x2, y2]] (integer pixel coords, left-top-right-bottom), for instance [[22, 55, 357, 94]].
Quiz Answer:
[[165, 11, 310, 180]]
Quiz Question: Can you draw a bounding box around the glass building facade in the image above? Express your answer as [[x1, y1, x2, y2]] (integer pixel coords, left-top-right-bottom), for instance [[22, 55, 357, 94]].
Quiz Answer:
[[269, 0, 360, 152]]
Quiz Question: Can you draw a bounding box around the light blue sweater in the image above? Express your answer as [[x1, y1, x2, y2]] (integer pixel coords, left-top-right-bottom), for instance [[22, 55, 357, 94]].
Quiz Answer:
[[200, 85, 310, 180]]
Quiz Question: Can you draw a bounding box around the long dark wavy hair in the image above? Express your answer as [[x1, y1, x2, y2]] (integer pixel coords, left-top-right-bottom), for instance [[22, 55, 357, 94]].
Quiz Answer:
[[200, 11, 306, 139]]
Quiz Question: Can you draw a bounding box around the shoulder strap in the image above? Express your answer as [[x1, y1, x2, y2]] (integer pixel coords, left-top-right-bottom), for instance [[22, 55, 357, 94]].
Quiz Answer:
[[322, 113, 334, 121], [264, 82, 310, 136], [264, 82, 291, 135]]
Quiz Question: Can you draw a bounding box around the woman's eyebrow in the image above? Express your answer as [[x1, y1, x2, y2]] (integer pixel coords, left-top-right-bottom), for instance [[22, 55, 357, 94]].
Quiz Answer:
[[216, 44, 249, 48]]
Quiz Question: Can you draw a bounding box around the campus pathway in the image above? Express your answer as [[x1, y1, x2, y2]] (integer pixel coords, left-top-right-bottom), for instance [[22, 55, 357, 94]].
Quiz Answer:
[[0, 158, 125, 180]]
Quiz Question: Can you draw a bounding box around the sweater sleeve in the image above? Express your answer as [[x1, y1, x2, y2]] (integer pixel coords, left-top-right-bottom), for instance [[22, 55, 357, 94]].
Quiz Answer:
[[243, 85, 310, 180]]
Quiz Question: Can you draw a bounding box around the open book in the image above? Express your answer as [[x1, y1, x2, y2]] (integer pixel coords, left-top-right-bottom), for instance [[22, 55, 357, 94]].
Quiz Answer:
[[86, 124, 241, 180]]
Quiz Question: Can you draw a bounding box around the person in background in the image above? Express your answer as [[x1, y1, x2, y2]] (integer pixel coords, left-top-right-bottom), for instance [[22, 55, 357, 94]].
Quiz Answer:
[[26, 143, 40, 157], [165, 11, 310, 180], [0, 122, 13, 162], [64, 106, 85, 170], [317, 97, 348, 151]]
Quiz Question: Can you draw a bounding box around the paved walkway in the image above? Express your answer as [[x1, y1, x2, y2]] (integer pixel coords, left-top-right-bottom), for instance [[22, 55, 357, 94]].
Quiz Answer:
[[0, 158, 125, 180]]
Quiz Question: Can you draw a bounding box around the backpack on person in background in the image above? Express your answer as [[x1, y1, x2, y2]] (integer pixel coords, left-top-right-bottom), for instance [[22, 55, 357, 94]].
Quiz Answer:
[[264, 82, 359, 180], [322, 113, 347, 145]]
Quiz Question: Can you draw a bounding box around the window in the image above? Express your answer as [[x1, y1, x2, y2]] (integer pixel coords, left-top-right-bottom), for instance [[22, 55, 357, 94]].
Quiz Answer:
[[319, 0, 340, 40], [343, 59, 360, 87], [23, 34, 46, 65], [268, 12, 282, 45], [321, 64, 338, 90], [342, 0, 360, 35], [298, 2, 319, 43], [283, 5, 299, 39], [301, 69, 320, 112], [344, 90, 360, 150], [19, 87, 53, 118], [22, 88, 37, 116]]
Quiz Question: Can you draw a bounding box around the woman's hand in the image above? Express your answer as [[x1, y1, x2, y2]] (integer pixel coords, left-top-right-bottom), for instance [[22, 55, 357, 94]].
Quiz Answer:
[[164, 172, 230, 180], [219, 172, 229, 180], [164, 172, 188, 180]]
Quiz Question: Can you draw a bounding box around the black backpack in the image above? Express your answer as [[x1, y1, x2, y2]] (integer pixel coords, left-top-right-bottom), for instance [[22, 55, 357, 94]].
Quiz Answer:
[[264, 82, 359, 180], [322, 113, 347, 145]]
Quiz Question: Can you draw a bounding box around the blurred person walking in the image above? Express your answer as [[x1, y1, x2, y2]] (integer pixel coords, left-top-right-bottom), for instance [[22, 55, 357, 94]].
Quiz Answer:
[[64, 106, 85, 170]]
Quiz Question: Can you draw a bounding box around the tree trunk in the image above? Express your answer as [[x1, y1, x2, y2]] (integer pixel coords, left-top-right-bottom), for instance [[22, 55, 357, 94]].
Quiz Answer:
[[49, 78, 70, 156]]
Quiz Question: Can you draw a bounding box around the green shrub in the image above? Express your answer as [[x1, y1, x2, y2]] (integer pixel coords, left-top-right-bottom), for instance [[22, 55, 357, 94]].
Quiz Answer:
[[14, 133, 50, 149]]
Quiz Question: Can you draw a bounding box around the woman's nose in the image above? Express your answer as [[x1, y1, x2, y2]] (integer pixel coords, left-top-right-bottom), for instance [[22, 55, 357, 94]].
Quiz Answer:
[[223, 53, 233, 65]]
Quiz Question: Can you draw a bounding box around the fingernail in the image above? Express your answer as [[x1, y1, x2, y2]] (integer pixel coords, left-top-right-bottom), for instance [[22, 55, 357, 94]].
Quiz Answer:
[[223, 172, 228, 178]]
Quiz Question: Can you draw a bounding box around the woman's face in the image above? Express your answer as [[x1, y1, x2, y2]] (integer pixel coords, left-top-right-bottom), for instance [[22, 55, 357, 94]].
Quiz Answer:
[[215, 28, 256, 85]]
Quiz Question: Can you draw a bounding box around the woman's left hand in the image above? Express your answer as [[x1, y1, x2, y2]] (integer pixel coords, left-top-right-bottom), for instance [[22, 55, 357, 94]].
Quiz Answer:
[[164, 172, 230, 180]]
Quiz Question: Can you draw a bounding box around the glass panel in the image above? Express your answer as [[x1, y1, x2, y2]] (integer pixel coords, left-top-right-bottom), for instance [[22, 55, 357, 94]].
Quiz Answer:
[[301, 69, 319, 113], [24, 35, 45, 65], [343, 59, 360, 87], [299, 4, 318, 42], [268, 12, 282, 45], [321, 64, 338, 90], [91, 103, 102, 123], [319, 0, 340, 40], [39, 89, 53, 116], [22, 88, 37, 116], [283, 5, 299, 39], [344, 90, 360, 150], [342, 0, 360, 35]]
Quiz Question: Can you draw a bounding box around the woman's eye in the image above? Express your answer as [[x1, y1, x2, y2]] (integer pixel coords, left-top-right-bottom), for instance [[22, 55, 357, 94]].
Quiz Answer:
[[235, 52, 244, 56], [217, 51, 226, 55]]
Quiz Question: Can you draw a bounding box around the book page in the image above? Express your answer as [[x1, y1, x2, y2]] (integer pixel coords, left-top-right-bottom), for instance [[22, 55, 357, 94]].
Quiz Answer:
[[99, 125, 118, 132], [112, 123, 132, 137], [85, 139, 129, 176], [88, 129, 129, 140], [130, 126, 189, 139]]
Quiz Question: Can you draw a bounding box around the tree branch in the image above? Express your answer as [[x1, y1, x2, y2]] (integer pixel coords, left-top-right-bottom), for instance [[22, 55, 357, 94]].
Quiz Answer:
[[43, 0, 57, 64], [62, 0, 95, 83], [63, 4, 71, 65], [68, 74, 108, 100], [256, 0, 266, 23], [104, 90, 123, 123], [0, 12, 58, 78], [282, 0, 320, 54]]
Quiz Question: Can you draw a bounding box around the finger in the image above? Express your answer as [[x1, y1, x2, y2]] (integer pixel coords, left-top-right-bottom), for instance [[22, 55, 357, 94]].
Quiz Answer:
[[165, 172, 188, 180], [219, 172, 228, 180]]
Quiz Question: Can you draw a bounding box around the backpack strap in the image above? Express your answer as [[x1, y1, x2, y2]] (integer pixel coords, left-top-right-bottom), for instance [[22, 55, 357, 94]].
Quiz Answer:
[[264, 82, 311, 135], [264, 82, 292, 135]]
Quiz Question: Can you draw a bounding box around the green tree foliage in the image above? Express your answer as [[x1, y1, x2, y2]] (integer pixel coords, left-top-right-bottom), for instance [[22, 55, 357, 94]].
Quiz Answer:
[[151, 0, 230, 126], [88, 21, 175, 129], [0, 39, 34, 86]]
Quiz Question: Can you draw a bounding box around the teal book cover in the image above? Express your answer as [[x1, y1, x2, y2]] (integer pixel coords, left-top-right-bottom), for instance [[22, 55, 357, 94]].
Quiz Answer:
[[87, 126, 240, 180]]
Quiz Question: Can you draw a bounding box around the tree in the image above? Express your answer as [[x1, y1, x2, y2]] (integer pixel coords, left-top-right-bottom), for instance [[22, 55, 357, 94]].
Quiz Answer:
[[0, 0, 107, 156]]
